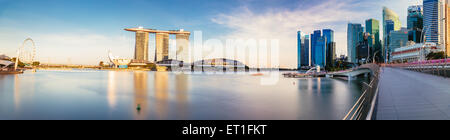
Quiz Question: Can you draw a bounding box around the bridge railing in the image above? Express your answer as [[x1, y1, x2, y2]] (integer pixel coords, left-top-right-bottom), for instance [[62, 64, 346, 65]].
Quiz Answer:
[[387, 58, 449, 78], [343, 63, 380, 120]]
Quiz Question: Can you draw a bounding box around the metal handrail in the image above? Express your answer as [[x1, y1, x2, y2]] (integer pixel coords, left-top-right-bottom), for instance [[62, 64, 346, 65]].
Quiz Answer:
[[343, 64, 380, 120], [389, 59, 449, 77]]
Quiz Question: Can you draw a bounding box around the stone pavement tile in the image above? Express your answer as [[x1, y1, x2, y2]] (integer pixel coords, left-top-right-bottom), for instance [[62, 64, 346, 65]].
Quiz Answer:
[[377, 106, 398, 120], [394, 104, 435, 110], [397, 112, 448, 120], [393, 100, 430, 106], [396, 107, 448, 120], [376, 68, 450, 120], [426, 97, 450, 104], [433, 104, 450, 118], [380, 114, 398, 120]]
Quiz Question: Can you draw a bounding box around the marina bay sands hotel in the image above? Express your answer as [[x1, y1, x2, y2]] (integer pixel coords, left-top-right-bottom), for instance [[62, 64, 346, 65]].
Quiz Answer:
[[125, 27, 190, 63]]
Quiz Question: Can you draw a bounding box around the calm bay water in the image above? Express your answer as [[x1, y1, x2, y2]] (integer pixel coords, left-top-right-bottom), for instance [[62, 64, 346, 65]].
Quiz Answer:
[[0, 70, 365, 120]]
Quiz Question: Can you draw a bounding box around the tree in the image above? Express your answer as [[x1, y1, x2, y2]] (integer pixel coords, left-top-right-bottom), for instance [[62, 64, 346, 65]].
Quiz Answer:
[[426, 51, 445, 60], [10, 57, 25, 67], [99, 61, 104, 67], [32, 61, 40, 66]]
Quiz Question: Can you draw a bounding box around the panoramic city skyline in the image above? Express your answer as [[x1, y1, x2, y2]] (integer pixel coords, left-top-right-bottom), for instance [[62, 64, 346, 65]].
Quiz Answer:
[[0, 0, 422, 68]]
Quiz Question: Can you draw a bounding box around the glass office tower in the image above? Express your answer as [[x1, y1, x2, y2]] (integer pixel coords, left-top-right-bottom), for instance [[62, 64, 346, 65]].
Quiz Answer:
[[302, 35, 310, 66], [423, 0, 444, 47], [311, 30, 321, 66], [407, 5, 424, 43], [297, 31, 302, 69], [384, 20, 395, 62], [347, 23, 364, 63], [323, 29, 334, 67], [388, 28, 409, 62], [366, 19, 381, 62], [314, 36, 326, 67], [446, 0, 450, 56]]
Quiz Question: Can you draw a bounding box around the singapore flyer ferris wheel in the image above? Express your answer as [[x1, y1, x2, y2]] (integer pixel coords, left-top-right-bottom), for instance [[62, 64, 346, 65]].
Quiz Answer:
[[18, 38, 37, 65]]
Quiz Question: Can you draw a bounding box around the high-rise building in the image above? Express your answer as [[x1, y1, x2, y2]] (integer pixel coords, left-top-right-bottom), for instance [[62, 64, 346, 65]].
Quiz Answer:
[[327, 42, 336, 67], [383, 7, 402, 63], [323, 29, 335, 67], [446, 0, 450, 56], [357, 33, 371, 64], [424, 0, 445, 48], [135, 31, 149, 61], [297, 31, 311, 68], [407, 5, 424, 43], [383, 7, 402, 37], [311, 30, 322, 66], [366, 19, 381, 62], [388, 28, 409, 62], [323, 29, 334, 44], [384, 20, 395, 62], [301, 29, 334, 68], [347, 23, 364, 63], [297, 31, 302, 69], [303, 35, 310, 66], [314, 36, 326, 67]]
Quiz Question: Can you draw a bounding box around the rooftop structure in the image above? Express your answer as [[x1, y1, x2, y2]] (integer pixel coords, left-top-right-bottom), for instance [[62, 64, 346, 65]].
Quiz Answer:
[[125, 27, 191, 63]]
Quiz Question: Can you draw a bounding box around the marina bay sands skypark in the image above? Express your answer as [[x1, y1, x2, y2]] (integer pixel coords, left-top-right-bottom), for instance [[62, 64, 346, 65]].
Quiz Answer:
[[125, 27, 190, 63]]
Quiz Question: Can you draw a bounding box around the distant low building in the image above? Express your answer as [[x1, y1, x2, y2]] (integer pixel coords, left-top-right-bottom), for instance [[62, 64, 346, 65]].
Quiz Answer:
[[108, 51, 132, 68], [391, 42, 439, 63], [0, 59, 15, 71], [192, 58, 248, 71]]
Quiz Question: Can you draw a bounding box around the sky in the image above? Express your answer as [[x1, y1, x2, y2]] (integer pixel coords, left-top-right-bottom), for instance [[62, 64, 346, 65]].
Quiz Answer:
[[0, 0, 423, 68]]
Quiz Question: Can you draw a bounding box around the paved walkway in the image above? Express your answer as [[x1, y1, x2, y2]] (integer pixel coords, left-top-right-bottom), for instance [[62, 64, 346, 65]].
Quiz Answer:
[[376, 67, 450, 120]]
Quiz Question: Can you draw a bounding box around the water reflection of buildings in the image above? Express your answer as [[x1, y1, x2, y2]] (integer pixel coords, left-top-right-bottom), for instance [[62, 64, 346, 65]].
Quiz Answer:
[[127, 71, 189, 120], [13, 74, 35, 110], [154, 72, 168, 119], [14, 75, 20, 110], [133, 71, 149, 120], [175, 74, 189, 119], [105, 70, 190, 120], [297, 77, 358, 119], [107, 71, 117, 109]]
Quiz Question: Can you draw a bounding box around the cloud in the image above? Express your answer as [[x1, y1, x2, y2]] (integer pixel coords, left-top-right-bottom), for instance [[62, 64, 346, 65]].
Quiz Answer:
[[0, 29, 134, 65], [211, 0, 373, 68], [33, 33, 134, 65]]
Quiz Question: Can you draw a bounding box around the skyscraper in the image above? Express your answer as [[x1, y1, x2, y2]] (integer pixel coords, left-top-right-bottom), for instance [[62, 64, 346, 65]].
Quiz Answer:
[[446, 0, 450, 56], [135, 31, 149, 61], [366, 19, 381, 62], [302, 35, 310, 66], [297, 31, 302, 69], [384, 20, 395, 62], [347, 23, 364, 63], [407, 5, 424, 43], [327, 42, 336, 67], [297, 31, 311, 69], [357, 33, 371, 64], [388, 28, 409, 62], [314, 36, 326, 67], [311, 30, 322, 66], [323, 29, 335, 67], [424, 0, 445, 47], [383, 7, 401, 63], [383, 7, 402, 36]]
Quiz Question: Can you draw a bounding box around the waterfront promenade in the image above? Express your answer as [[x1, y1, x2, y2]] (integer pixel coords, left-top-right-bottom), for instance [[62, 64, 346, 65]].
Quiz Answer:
[[376, 67, 450, 120]]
